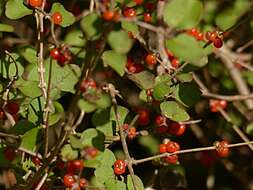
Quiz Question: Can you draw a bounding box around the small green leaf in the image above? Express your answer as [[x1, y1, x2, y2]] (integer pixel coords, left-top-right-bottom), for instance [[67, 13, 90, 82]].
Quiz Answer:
[[107, 30, 133, 54], [166, 34, 210, 67], [5, 0, 32, 20], [128, 71, 155, 90], [50, 3, 75, 27], [80, 13, 103, 40], [127, 175, 144, 190], [60, 144, 78, 161], [95, 166, 114, 184], [80, 129, 105, 151], [48, 102, 64, 126], [9, 120, 36, 135], [153, 82, 170, 101], [96, 149, 116, 167], [14, 78, 41, 98], [160, 101, 190, 122], [102, 51, 126, 76], [110, 106, 129, 126], [121, 21, 139, 37], [163, 0, 203, 28], [64, 30, 86, 56], [19, 128, 39, 152], [19, 46, 37, 65], [176, 73, 193, 83], [105, 179, 127, 190], [69, 135, 84, 149], [78, 99, 96, 113], [0, 23, 14, 32], [96, 94, 111, 109]]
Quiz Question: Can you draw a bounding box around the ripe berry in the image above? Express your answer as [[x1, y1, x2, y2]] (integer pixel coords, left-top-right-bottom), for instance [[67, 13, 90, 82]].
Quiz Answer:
[[219, 100, 228, 109], [137, 108, 150, 125], [63, 174, 75, 187], [4, 148, 15, 161], [144, 2, 156, 12], [28, 0, 42, 7], [155, 115, 166, 127], [209, 31, 218, 42], [67, 160, 84, 174], [159, 143, 167, 153], [143, 13, 152, 23], [215, 140, 230, 157], [171, 58, 180, 68], [145, 54, 157, 66], [123, 7, 136, 18], [126, 58, 143, 73], [83, 146, 98, 159], [164, 154, 178, 164], [166, 141, 180, 153], [50, 48, 60, 60], [128, 127, 137, 139], [209, 99, 228, 112], [0, 108, 5, 120], [168, 123, 186, 136], [187, 28, 199, 36], [79, 78, 97, 93], [134, 0, 143, 5], [102, 10, 115, 21], [52, 12, 63, 25], [165, 49, 174, 61], [32, 156, 42, 166], [213, 37, 223, 48], [196, 32, 204, 41], [146, 89, 153, 97], [57, 53, 66, 67], [79, 178, 88, 189], [205, 31, 212, 41], [6, 101, 19, 115], [114, 159, 126, 175]]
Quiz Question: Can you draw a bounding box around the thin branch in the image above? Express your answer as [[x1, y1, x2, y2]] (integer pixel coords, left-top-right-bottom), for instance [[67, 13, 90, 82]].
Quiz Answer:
[[0, 132, 20, 139], [132, 141, 253, 165], [35, 170, 48, 190], [236, 39, 253, 53]]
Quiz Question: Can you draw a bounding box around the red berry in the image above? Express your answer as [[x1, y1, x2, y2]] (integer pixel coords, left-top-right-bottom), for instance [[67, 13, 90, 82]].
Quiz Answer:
[[32, 156, 42, 166], [219, 100, 227, 109], [144, 2, 156, 12], [156, 126, 168, 134], [146, 89, 153, 97], [143, 13, 152, 23], [213, 37, 223, 48], [4, 148, 15, 161], [166, 141, 180, 153], [102, 10, 115, 21], [63, 174, 75, 187], [128, 127, 137, 139], [79, 178, 88, 189], [84, 146, 98, 158], [134, 0, 143, 5], [205, 31, 212, 41], [171, 58, 180, 68], [209, 31, 218, 42], [168, 123, 186, 136], [145, 54, 157, 66], [164, 154, 178, 164], [196, 32, 204, 41], [187, 28, 199, 36], [57, 53, 66, 66], [67, 160, 84, 174], [0, 108, 6, 120], [79, 78, 97, 93], [137, 108, 150, 125], [215, 140, 230, 157], [6, 101, 19, 115], [52, 12, 63, 25], [122, 124, 129, 131], [155, 115, 166, 127], [165, 49, 174, 61], [28, 0, 42, 7], [114, 159, 126, 175], [50, 48, 60, 60], [126, 57, 144, 73], [123, 7, 136, 18], [159, 144, 167, 153]]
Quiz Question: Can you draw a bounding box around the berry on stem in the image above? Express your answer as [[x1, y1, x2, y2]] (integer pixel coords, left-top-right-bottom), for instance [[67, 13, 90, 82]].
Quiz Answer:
[[134, 0, 144, 5], [27, 0, 42, 7], [168, 123, 186, 136], [164, 154, 178, 164], [32, 156, 42, 166], [171, 58, 180, 68], [137, 108, 150, 125], [143, 13, 152, 23], [114, 159, 126, 175], [145, 54, 157, 66], [63, 174, 75, 187], [159, 143, 167, 153], [215, 140, 230, 157], [52, 12, 63, 25], [67, 160, 84, 174], [166, 141, 180, 153], [123, 7, 136, 18], [79, 78, 97, 93], [213, 37, 223, 48], [6, 101, 19, 115], [102, 10, 115, 21], [128, 127, 137, 139], [79, 178, 88, 189], [155, 115, 166, 127]]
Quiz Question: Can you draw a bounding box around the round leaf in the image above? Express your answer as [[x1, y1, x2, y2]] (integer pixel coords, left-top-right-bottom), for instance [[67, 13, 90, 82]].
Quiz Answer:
[[5, 0, 32, 20]]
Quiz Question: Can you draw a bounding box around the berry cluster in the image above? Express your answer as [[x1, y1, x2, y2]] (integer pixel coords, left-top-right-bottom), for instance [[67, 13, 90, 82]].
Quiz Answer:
[[114, 159, 127, 175], [159, 141, 180, 164], [165, 49, 180, 68], [50, 47, 72, 66], [126, 57, 144, 74], [123, 124, 137, 139], [0, 101, 20, 121], [79, 78, 97, 93], [209, 99, 228, 112], [214, 140, 230, 157]]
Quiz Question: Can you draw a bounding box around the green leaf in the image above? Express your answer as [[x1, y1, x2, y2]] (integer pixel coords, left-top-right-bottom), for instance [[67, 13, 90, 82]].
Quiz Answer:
[[60, 144, 78, 161], [0, 23, 14, 32], [19, 46, 37, 65], [246, 122, 253, 137], [64, 30, 86, 56], [95, 166, 114, 184], [163, 0, 203, 28], [50, 3, 75, 27], [153, 82, 171, 101], [121, 20, 139, 37], [166, 34, 210, 67], [14, 78, 41, 98], [0, 53, 24, 79], [80, 13, 103, 40], [0, 1, 4, 16], [19, 128, 39, 152], [96, 149, 116, 167], [48, 101, 64, 126], [128, 71, 155, 90], [110, 106, 129, 126], [107, 30, 133, 54], [160, 101, 190, 122], [102, 51, 126, 76], [173, 83, 201, 107], [176, 73, 193, 83], [92, 109, 110, 126], [5, 0, 32, 19], [96, 121, 114, 136], [139, 90, 148, 102], [105, 179, 127, 190], [9, 120, 36, 135], [69, 135, 84, 149], [28, 61, 81, 94], [78, 99, 97, 113], [80, 129, 105, 151], [127, 175, 144, 190]]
